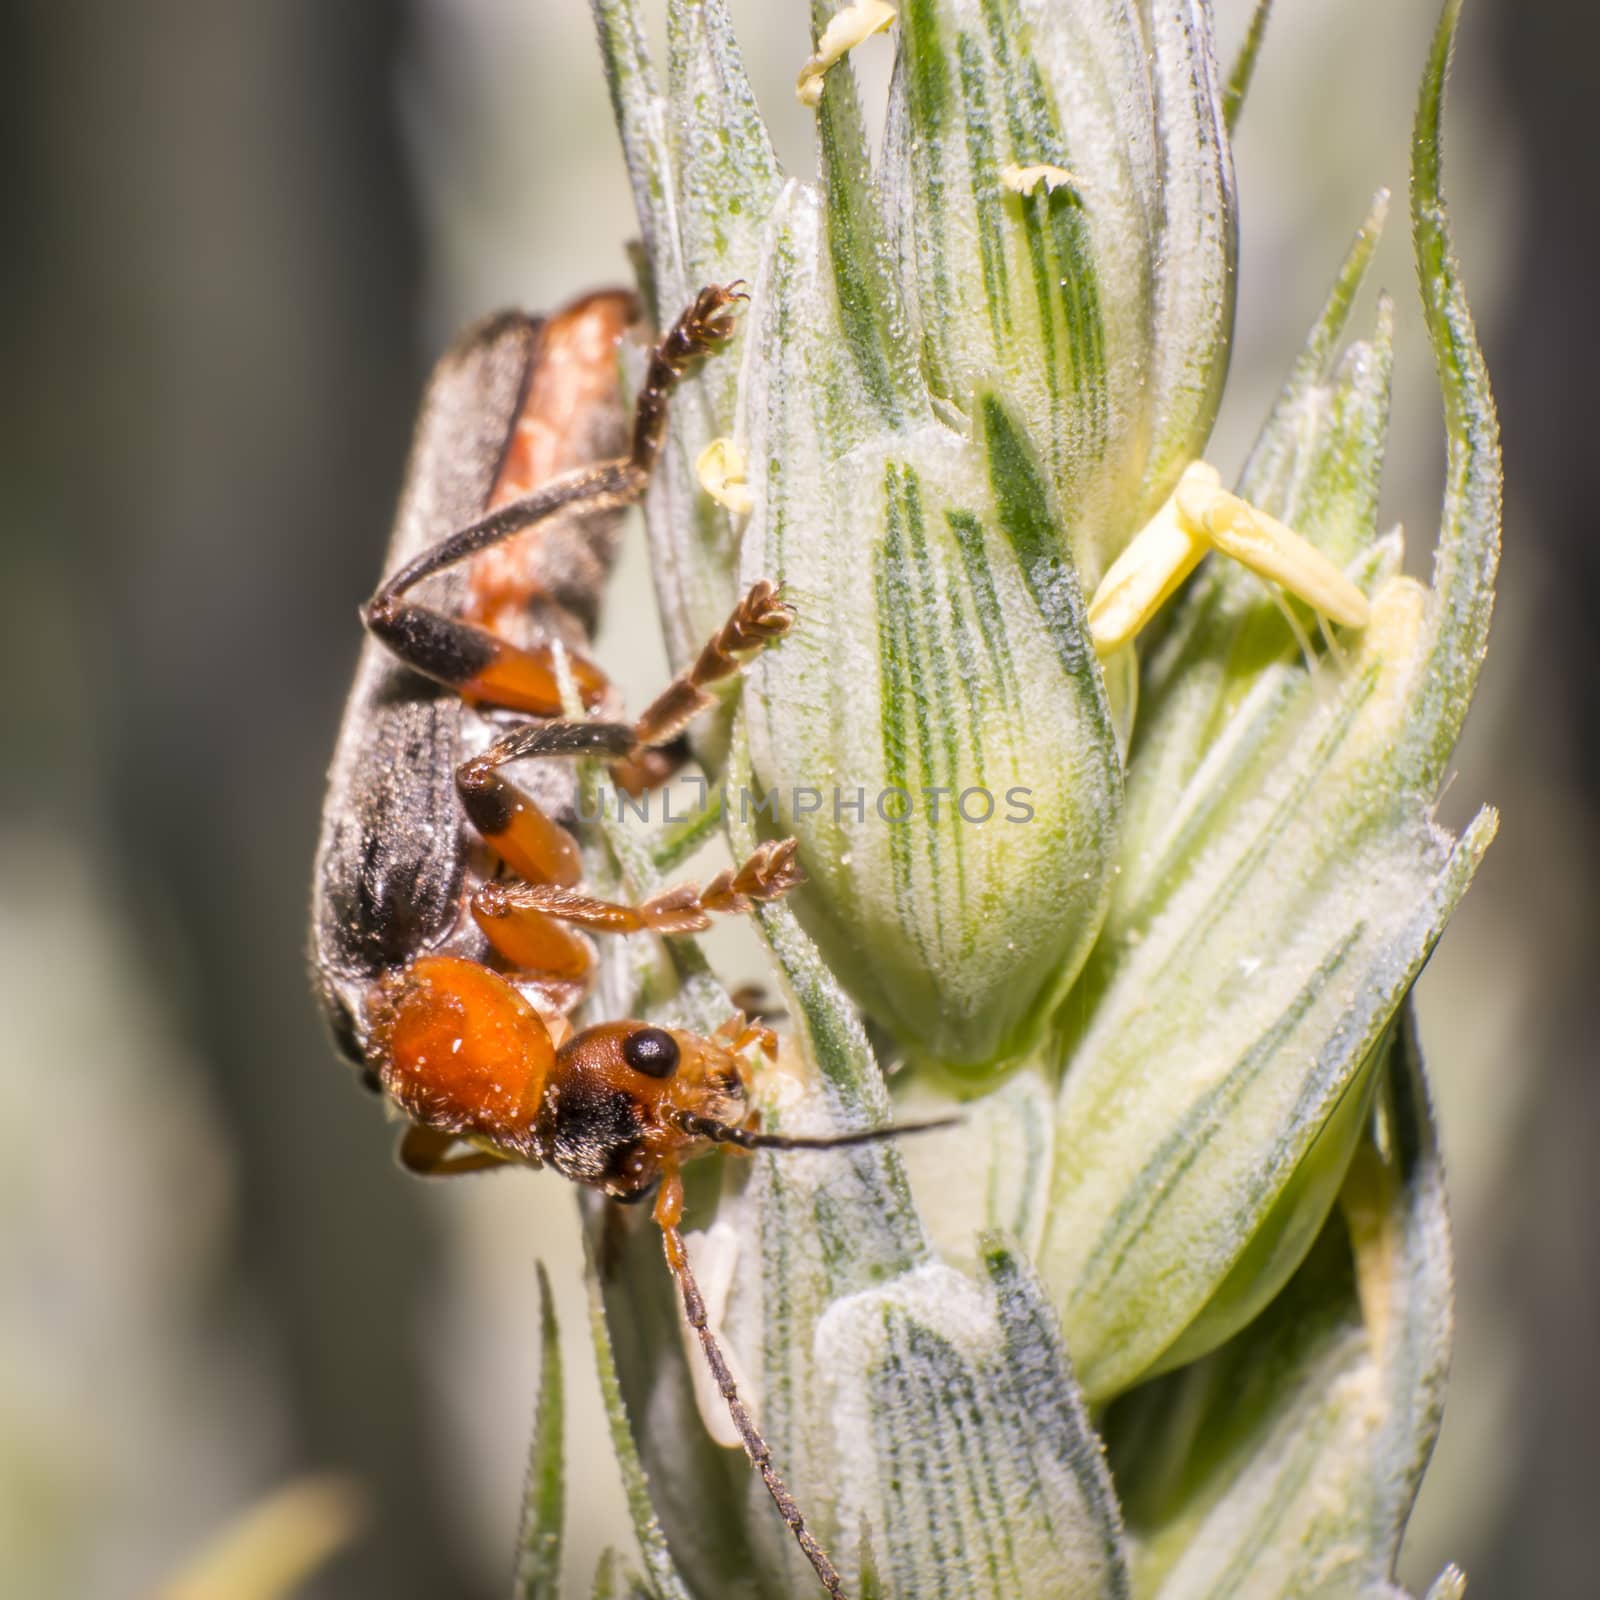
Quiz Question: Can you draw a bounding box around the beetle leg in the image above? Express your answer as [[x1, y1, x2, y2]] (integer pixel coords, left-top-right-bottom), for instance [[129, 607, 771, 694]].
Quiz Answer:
[[712, 1012, 781, 1060], [363, 602, 609, 718], [457, 719, 635, 887], [470, 881, 597, 983], [611, 570, 797, 788], [473, 838, 803, 945], [688, 837, 806, 918], [610, 734, 693, 798], [443, 566, 799, 987], [449, 573, 792, 843], [361, 285, 747, 715], [633, 580, 796, 748], [455, 720, 800, 979], [397, 1123, 513, 1177], [652, 1164, 846, 1597]]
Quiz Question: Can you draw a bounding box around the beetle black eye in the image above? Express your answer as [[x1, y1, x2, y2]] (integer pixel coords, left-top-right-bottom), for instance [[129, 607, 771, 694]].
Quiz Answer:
[[622, 1026, 679, 1078]]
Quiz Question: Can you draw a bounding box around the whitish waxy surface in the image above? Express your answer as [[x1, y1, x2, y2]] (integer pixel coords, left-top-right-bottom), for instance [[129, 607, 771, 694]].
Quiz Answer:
[[1039, 0, 1499, 1402], [597, 0, 1240, 1072], [1107, 1014, 1455, 1598], [564, 0, 1497, 1594]]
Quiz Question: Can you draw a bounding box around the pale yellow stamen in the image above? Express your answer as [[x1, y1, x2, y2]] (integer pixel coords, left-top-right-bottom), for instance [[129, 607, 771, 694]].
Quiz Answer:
[[1086, 464, 1217, 655], [1087, 460, 1372, 657], [1175, 476, 1372, 630], [1000, 163, 1081, 196], [797, 1, 897, 108], [696, 436, 754, 516]]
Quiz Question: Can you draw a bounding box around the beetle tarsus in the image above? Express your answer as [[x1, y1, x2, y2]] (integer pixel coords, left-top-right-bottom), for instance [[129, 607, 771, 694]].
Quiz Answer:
[[634, 579, 796, 748]]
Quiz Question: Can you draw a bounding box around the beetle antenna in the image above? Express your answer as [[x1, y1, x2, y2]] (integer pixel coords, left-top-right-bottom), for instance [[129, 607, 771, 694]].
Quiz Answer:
[[654, 1167, 846, 1597], [673, 1111, 960, 1152]]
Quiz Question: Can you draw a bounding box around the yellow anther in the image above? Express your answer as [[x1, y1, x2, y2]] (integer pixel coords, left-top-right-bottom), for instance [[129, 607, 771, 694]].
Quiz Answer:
[[1000, 163, 1081, 197], [1087, 464, 1218, 655], [696, 436, 754, 516], [1175, 477, 1372, 631], [1087, 461, 1372, 658], [797, 1, 897, 108]]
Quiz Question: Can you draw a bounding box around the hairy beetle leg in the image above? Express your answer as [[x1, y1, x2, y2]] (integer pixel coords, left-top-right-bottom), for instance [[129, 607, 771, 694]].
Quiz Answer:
[[454, 574, 794, 886], [363, 589, 610, 717], [457, 719, 636, 889], [397, 1123, 513, 1177], [712, 1012, 780, 1061], [472, 837, 803, 949], [653, 1163, 845, 1599], [634, 579, 795, 748], [360, 283, 750, 716], [451, 581, 800, 986]]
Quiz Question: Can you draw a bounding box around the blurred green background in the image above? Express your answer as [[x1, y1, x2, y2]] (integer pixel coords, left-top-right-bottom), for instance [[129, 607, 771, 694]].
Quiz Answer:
[[1, 2, 1594, 1595]]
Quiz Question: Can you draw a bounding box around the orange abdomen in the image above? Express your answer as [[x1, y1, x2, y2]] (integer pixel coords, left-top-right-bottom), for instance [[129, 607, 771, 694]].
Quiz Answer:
[[371, 955, 554, 1156]]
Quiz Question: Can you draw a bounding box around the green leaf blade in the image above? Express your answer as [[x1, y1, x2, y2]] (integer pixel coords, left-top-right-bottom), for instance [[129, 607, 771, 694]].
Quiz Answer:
[[1403, 0, 1502, 790], [512, 1263, 565, 1600], [1221, 0, 1274, 133]]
